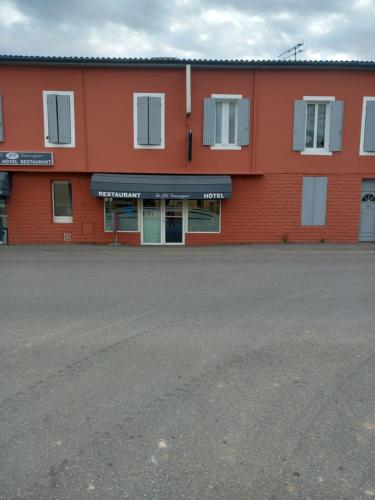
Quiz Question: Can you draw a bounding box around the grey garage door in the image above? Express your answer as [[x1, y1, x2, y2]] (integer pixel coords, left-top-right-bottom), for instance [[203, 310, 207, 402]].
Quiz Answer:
[[359, 180, 375, 241]]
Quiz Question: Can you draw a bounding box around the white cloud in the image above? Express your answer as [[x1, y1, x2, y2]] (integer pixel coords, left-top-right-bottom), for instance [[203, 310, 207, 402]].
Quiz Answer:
[[202, 9, 234, 24], [308, 14, 347, 36], [0, 0, 374, 61], [0, 1, 27, 26], [87, 23, 154, 57]]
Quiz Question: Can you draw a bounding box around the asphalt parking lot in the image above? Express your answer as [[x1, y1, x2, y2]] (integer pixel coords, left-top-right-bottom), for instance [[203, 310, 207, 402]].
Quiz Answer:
[[0, 243, 375, 500]]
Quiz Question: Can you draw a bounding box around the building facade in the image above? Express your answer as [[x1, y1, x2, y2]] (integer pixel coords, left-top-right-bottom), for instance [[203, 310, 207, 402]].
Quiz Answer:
[[0, 56, 374, 246]]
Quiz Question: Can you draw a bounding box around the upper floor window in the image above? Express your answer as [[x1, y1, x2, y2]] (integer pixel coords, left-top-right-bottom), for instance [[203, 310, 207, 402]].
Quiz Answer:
[[359, 97, 375, 155], [293, 97, 344, 155], [43, 91, 75, 148], [203, 94, 250, 150], [134, 93, 165, 149], [305, 102, 328, 149]]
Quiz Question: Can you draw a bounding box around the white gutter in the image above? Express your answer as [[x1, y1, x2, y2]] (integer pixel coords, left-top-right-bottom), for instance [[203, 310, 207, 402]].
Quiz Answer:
[[186, 64, 191, 115]]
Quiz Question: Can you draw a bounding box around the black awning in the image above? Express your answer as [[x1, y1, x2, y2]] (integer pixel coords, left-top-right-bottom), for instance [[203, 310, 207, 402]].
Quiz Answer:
[[0, 172, 10, 197], [91, 174, 232, 200]]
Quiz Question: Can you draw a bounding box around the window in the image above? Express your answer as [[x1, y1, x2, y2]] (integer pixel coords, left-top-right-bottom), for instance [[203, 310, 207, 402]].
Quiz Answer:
[[305, 103, 328, 149], [359, 97, 375, 155], [43, 91, 75, 147], [203, 94, 250, 149], [362, 193, 375, 202], [0, 94, 4, 142], [293, 97, 344, 155], [187, 200, 220, 233], [301, 177, 328, 226], [52, 181, 72, 223], [215, 100, 237, 146], [134, 93, 165, 149], [104, 199, 139, 232], [0, 199, 7, 244]]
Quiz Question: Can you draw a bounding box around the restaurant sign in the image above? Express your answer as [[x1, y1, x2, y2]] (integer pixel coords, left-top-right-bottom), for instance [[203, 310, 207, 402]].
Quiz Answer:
[[0, 152, 53, 166]]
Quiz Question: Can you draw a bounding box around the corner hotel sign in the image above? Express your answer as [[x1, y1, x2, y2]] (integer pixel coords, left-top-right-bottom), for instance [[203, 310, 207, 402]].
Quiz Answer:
[[0, 152, 53, 166]]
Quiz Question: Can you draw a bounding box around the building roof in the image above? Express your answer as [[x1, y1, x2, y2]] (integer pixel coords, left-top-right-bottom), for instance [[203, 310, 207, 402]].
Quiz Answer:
[[0, 54, 374, 70]]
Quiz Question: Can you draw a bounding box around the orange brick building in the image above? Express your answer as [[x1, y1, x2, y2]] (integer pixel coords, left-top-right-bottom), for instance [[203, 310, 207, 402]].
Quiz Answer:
[[0, 56, 374, 245]]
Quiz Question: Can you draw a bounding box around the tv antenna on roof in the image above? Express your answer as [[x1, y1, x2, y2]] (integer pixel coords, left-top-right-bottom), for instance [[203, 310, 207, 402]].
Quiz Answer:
[[278, 40, 305, 61]]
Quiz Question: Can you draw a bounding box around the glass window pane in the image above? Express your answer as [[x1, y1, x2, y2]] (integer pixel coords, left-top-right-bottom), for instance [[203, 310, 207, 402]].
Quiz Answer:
[[215, 101, 222, 144], [104, 199, 114, 231], [188, 200, 220, 232], [165, 199, 183, 214], [53, 181, 72, 217], [105, 199, 138, 231], [228, 102, 236, 144], [143, 199, 161, 243], [306, 104, 315, 148], [0, 200, 7, 229], [316, 103, 326, 148]]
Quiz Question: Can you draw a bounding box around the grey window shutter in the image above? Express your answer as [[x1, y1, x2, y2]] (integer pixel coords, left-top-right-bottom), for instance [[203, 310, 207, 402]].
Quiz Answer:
[[137, 96, 149, 145], [203, 98, 216, 146], [293, 100, 307, 151], [148, 96, 162, 145], [363, 100, 375, 152], [47, 94, 59, 144], [57, 94, 71, 144], [237, 98, 250, 146], [312, 177, 328, 225], [0, 94, 3, 142], [301, 176, 327, 226], [329, 100, 344, 151], [301, 177, 315, 225]]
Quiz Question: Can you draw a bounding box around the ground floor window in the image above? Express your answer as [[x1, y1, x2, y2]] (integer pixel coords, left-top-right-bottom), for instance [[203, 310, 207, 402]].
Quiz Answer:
[[104, 198, 139, 232], [52, 180, 72, 223], [0, 199, 7, 244], [187, 200, 221, 233]]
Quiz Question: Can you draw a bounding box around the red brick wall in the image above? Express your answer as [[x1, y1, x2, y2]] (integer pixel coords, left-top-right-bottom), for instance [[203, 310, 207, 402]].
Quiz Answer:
[[6, 173, 363, 245], [187, 175, 362, 244]]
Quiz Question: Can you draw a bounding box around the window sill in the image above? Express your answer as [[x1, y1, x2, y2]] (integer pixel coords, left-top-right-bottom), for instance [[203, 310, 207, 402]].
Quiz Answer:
[[104, 229, 139, 233], [45, 142, 75, 148], [134, 144, 165, 150], [210, 145, 241, 150], [359, 150, 375, 156], [53, 217, 73, 224], [300, 149, 332, 156], [187, 231, 221, 234]]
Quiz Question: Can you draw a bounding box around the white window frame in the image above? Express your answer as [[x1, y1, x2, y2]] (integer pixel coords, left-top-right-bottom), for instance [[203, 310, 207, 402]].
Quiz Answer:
[[43, 91, 75, 148], [140, 200, 185, 246], [186, 200, 222, 234], [133, 93, 165, 149], [52, 180, 73, 224], [103, 199, 141, 233], [301, 96, 334, 156], [359, 96, 375, 156], [210, 94, 242, 150]]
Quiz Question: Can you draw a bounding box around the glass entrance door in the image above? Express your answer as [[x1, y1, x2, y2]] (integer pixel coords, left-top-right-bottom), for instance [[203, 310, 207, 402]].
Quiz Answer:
[[165, 200, 183, 244], [142, 199, 161, 244], [142, 199, 185, 245]]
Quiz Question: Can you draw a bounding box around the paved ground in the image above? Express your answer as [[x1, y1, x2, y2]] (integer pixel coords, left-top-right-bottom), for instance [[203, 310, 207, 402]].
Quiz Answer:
[[0, 244, 375, 500]]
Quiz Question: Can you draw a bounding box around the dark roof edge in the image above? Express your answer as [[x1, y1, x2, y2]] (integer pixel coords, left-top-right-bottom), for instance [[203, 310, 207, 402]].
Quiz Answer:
[[0, 55, 375, 70]]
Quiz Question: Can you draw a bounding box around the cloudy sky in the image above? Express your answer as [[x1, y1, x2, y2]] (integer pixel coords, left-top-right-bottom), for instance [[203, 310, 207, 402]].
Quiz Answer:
[[0, 0, 374, 61]]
